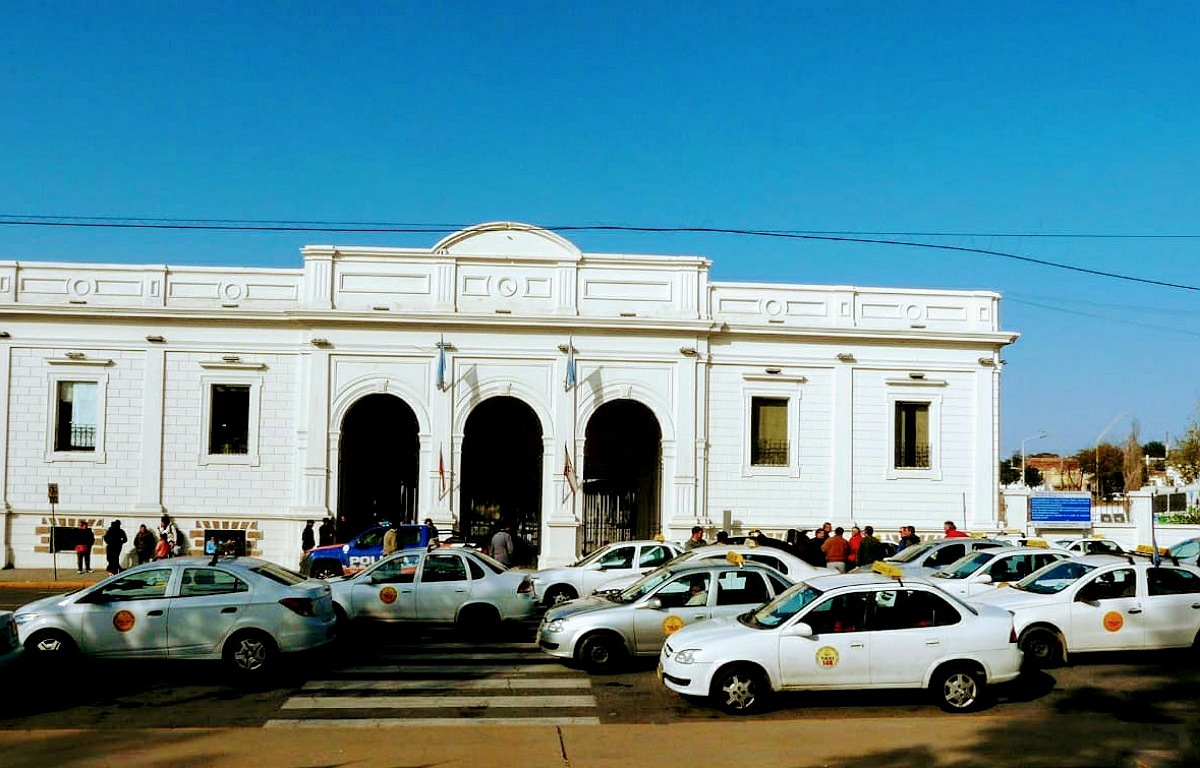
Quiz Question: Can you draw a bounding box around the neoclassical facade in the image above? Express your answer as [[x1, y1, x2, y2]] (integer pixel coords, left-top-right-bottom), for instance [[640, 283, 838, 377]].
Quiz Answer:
[[0, 222, 1016, 569]]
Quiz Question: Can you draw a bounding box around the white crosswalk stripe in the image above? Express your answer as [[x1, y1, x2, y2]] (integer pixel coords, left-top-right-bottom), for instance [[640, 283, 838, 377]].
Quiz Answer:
[[266, 636, 600, 728]]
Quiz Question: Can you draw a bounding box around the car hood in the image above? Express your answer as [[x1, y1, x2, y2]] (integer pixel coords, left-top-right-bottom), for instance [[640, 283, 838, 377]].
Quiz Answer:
[[970, 585, 1057, 611], [665, 615, 748, 647], [544, 594, 620, 621], [303, 543, 346, 559], [15, 592, 78, 615]]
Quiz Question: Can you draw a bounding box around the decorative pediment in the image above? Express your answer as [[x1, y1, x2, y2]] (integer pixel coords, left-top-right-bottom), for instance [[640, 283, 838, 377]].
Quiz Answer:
[[433, 222, 582, 262]]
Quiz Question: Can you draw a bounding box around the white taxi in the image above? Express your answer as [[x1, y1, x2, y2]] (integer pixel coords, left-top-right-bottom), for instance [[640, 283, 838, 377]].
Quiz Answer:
[[972, 554, 1200, 666], [927, 546, 1072, 601], [529, 539, 683, 606], [594, 544, 832, 595], [659, 566, 1023, 714], [14, 557, 336, 675]]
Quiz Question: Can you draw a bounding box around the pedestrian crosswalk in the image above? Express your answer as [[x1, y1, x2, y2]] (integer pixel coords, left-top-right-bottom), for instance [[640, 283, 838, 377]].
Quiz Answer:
[[265, 635, 600, 727]]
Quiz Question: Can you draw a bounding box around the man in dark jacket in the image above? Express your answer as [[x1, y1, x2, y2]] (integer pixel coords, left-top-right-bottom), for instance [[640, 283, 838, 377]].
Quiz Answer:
[[856, 525, 884, 568], [104, 520, 127, 575]]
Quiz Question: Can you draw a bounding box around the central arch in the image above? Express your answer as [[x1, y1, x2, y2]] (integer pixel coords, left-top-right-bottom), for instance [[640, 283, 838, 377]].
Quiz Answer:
[[459, 396, 543, 565], [337, 393, 420, 540], [581, 399, 662, 552]]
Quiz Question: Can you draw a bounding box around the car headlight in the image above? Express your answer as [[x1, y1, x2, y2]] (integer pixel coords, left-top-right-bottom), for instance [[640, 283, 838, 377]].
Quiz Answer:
[[544, 618, 565, 633], [674, 648, 702, 665]]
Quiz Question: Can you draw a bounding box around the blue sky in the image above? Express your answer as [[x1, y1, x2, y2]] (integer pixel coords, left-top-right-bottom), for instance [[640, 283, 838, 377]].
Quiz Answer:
[[3, 2, 1198, 458]]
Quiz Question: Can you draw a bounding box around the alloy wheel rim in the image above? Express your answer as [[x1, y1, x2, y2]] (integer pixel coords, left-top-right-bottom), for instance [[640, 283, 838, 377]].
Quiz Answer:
[[943, 673, 977, 708], [723, 675, 754, 709]]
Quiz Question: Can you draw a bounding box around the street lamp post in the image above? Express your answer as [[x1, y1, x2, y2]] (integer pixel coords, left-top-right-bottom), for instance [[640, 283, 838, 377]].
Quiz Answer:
[[1021, 430, 1049, 487], [1095, 414, 1131, 501]]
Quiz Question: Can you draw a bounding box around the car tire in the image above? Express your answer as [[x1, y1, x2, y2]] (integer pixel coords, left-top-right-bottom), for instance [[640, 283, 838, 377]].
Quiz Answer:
[[578, 633, 626, 673], [25, 629, 77, 659], [932, 664, 987, 713], [332, 603, 350, 636], [311, 562, 341, 580], [457, 604, 501, 634], [224, 630, 277, 676], [711, 663, 770, 715], [544, 585, 577, 607], [1020, 626, 1064, 668]]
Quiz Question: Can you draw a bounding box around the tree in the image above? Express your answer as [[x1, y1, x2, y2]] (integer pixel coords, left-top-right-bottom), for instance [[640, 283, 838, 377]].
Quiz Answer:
[[1074, 443, 1124, 500], [1123, 421, 1144, 493], [999, 456, 1020, 485], [1023, 464, 1043, 488], [1172, 404, 1200, 484], [1144, 440, 1166, 459]]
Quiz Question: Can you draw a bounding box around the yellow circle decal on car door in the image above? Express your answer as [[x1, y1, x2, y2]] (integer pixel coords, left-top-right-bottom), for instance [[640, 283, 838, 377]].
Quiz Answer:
[[815, 646, 840, 668], [662, 615, 686, 636], [112, 610, 136, 632], [1102, 610, 1124, 632], [379, 586, 398, 604]]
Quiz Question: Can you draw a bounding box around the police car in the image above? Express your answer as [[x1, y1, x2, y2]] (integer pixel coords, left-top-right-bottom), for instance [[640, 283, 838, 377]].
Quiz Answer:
[[659, 563, 1023, 714], [972, 554, 1200, 666], [300, 523, 436, 579]]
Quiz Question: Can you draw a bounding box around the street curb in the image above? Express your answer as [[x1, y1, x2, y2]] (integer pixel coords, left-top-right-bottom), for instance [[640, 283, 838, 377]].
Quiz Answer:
[[0, 581, 91, 590]]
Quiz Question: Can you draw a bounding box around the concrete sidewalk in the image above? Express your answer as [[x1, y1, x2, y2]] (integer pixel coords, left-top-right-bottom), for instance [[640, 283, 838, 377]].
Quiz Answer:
[[0, 566, 103, 590]]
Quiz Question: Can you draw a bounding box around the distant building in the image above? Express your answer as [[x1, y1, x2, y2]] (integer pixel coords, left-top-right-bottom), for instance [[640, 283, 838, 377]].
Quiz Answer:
[[0, 222, 1016, 568]]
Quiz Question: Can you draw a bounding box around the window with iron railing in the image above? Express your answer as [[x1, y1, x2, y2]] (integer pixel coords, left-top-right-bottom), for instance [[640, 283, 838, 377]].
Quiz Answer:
[[894, 401, 931, 469], [55, 381, 98, 452], [751, 397, 789, 467]]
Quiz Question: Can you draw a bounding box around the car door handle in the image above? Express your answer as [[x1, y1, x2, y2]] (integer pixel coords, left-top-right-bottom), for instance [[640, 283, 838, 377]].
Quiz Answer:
[[1127, 607, 1143, 614], [691, 614, 706, 620], [455, 589, 468, 593], [925, 639, 941, 646], [850, 643, 866, 649], [221, 607, 237, 614], [1192, 603, 1200, 609], [148, 610, 164, 617]]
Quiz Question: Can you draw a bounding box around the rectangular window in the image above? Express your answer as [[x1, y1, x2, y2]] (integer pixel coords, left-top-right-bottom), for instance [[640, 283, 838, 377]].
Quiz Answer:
[[55, 381, 98, 452], [751, 397, 789, 467], [894, 401, 930, 469], [208, 384, 250, 455]]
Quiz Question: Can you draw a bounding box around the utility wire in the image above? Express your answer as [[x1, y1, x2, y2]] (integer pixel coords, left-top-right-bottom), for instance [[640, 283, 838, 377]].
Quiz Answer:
[[2, 215, 1197, 292]]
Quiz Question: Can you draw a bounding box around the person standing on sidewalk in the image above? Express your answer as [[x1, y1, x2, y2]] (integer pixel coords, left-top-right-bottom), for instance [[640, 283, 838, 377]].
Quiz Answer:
[[490, 525, 514, 566], [104, 520, 127, 575], [75, 521, 95, 573], [301, 520, 316, 552], [134, 524, 156, 564], [822, 527, 850, 573]]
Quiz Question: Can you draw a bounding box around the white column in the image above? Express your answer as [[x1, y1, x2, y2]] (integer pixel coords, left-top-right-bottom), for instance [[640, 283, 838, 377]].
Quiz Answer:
[[831, 361, 854, 520], [0, 344, 11, 566], [133, 347, 165, 515], [293, 349, 331, 518]]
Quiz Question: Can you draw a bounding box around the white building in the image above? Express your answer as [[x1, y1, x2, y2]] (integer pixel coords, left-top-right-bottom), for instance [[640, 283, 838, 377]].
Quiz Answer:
[[0, 222, 1016, 569]]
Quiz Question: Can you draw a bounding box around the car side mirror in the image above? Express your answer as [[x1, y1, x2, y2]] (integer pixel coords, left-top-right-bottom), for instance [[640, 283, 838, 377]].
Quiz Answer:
[[784, 622, 814, 638], [639, 598, 663, 610], [975, 574, 993, 585]]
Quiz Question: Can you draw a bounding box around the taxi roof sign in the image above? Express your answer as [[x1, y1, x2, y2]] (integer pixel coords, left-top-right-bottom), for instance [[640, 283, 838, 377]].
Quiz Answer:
[[872, 561, 904, 579], [1135, 544, 1169, 556], [726, 551, 746, 566], [1025, 538, 1049, 548]]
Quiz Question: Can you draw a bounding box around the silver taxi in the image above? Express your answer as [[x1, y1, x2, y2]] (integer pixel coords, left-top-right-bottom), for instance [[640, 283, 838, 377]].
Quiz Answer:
[[538, 560, 793, 672], [927, 546, 1072, 600]]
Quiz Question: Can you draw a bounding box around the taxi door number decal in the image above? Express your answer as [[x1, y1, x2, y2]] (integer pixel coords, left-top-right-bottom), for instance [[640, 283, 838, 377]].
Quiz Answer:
[[379, 586, 398, 604], [1103, 610, 1124, 632], [113, 610, 136, 633], [661, 615, 685, 636], [816, 646, 839, 668]]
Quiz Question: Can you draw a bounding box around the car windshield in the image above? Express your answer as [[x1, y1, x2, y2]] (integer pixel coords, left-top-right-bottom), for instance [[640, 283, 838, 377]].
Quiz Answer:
[[931, 551, 996, 579], [889, 541, 937, 564], [741, 583, 823, 629], [1013, 560, 1098, 594], [617, 568, 675, 603], [251, 562, 307, 586], [571, 547, 610, 568], [1170, 538, 1200, 560]]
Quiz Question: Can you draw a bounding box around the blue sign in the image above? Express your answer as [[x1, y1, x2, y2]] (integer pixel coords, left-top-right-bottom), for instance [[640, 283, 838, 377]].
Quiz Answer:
[[1030, 494, 1092, 524]]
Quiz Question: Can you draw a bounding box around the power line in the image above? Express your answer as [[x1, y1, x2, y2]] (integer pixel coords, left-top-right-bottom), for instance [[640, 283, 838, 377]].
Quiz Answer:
[[2, 215, 1197, 292]]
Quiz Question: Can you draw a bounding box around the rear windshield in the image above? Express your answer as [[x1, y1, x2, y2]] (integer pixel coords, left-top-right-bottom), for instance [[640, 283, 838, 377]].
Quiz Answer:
[[251, 563, 308, 586]]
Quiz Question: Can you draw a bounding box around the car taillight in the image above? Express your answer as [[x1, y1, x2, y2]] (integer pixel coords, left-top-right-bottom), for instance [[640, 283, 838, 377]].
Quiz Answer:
[[1009, 624, 1018, 644], [279, 597, 316, 617], [518, 577, 533, 595]]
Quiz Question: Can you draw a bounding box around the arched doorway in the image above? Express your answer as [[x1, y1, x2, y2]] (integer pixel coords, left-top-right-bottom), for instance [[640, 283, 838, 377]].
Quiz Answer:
[[581, 399, 662, 552], [337, 393, 420, 540], [460, 396, 543, 565]]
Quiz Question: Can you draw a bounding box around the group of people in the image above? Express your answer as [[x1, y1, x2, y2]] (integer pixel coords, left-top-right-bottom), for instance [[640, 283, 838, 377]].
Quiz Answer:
[[73, 515, 185, 575], [301, 518, 339, 552], [683, 519, 968, 573]]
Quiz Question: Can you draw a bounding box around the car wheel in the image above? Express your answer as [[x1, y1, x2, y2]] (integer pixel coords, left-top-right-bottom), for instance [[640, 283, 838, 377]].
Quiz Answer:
[[933, 665, 987, 713], [311, 563, 340, 580], [332, 603, 350, 635], [544, 585, 577, 607], [26, 629, 77, 658], [224, 630, 277, 676], [1020, 627, 1064, 668], [457, 604, 501, 634], [711, 663, 769, 715], [578, 633, 626, 673]]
